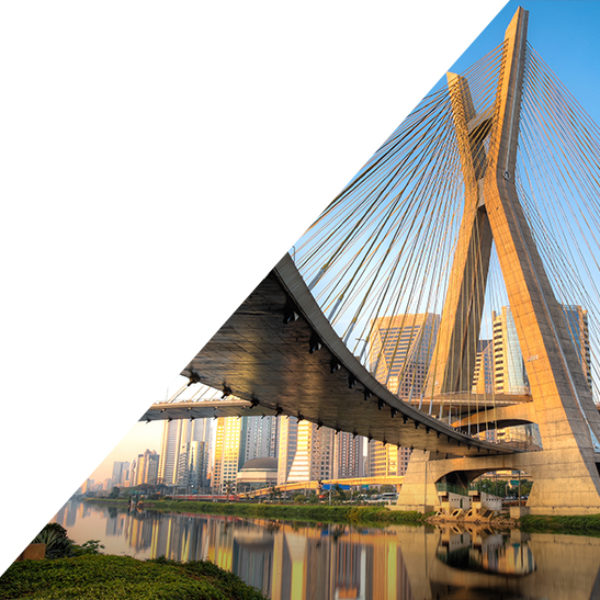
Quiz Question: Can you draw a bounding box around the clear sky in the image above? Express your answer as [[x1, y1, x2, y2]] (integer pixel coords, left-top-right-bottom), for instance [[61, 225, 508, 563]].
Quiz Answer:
[[447, 1, 600, 123], [89, 0, 600, 486]]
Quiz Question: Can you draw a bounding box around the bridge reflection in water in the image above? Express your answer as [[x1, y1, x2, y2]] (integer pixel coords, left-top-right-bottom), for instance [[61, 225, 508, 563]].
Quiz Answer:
[[55, 501, 600, 600]]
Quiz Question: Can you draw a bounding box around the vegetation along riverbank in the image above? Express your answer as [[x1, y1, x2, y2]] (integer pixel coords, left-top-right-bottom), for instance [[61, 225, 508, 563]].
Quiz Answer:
[[0, 555, 267, 600], [0, 523, 267, 600], [519, 513, 600, 535], [86, 498, 600, 534], [86, 497, 426, 525]]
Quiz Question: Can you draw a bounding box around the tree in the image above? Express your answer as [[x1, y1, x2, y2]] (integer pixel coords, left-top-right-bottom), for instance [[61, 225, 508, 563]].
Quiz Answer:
[[32, 523, 104, 558]]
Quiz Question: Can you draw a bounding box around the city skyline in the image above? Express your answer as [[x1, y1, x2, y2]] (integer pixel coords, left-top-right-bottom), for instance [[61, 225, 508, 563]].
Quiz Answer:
[[89, 299, 593, 494]]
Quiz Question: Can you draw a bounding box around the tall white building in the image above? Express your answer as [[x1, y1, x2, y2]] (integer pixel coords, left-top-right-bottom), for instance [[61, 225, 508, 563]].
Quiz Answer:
[[277, 417, 334, 484], [158, 418, 212, 488]]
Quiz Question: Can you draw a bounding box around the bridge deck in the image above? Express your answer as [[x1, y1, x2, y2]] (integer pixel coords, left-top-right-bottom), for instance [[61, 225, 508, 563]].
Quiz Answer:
[[181, 254, 519, 457]]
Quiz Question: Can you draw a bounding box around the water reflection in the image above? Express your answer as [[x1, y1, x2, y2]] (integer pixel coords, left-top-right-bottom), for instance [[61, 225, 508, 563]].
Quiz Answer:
[[436, 526, 535, 576], [54, 501, 600, 600]]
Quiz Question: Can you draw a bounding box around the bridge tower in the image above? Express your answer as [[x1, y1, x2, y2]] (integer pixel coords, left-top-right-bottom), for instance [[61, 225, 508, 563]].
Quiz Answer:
[[398, 7, 600, 514]]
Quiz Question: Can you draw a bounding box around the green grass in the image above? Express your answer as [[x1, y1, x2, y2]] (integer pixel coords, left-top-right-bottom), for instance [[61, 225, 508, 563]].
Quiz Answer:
[[121, 499, 426, 526], [520, 513, 600, 535], [0, 554, 267, 600]]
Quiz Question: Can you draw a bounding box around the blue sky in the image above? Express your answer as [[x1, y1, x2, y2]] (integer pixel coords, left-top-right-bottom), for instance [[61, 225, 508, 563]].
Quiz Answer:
[[447, 1, 600, 121]]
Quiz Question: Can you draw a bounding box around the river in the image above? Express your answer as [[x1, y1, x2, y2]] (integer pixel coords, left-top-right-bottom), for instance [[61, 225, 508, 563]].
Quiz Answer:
[[54, 500, 600, 599]]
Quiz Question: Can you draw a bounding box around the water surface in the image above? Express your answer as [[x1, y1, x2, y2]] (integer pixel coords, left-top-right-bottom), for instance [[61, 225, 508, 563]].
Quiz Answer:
[[54, 501, 600, 599]]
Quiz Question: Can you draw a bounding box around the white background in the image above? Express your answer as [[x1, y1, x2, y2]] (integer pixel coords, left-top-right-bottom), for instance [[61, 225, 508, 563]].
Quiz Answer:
[[0, 0, 506, 573]]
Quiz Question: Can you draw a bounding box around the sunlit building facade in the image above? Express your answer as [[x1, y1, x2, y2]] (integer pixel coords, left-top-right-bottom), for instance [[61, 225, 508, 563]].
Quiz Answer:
[[134, 449, 159, 486], [490, 304, 591, 445], [368, 313, 440, 401], [277, 417, 334, 484], [367, 313, 439, 476], [212, 417, 242, 494]]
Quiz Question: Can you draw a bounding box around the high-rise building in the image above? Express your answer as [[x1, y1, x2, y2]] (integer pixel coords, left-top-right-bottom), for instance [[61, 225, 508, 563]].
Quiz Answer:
[[180, 440, 209, 492], [212, 417, 242, 494], [177, 419, 212, 490], [490, 304, 591, 445], [367, 441, 398, 477], [562, 305, 592, 389], [158, 418, 212, 488], [277, 417, 334, 484], [158, 420, 183, 485], [492, 307, 529, 395], [472, 339, 494, 394], [134, 449, 159, 486], [368, 313, 440, 401], [332, 431, 363, 479], [277, 415, 297, 485], [367, 313, 439, 476], [111, 461, 130, 487], [239, 416, 278, 468]]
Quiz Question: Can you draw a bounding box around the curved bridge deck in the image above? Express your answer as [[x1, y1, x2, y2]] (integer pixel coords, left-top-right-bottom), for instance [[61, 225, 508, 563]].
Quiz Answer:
[[181, 254, 519, 457]]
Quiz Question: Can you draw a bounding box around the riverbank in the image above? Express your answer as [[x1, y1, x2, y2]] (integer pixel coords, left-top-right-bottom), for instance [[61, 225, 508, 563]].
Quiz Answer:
[[85, 498, 426, 525], [84, 498, 600, 534], [0, 554, 267, 600], [519, 513, 600, 535]]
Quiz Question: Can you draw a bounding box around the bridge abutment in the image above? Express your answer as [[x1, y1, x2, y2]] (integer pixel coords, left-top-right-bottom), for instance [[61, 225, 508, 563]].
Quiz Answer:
[[397, 448, 600, 515]]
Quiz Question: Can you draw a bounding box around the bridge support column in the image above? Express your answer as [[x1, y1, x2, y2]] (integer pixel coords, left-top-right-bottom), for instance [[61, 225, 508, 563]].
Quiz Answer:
[[396, 450, 440, 512]]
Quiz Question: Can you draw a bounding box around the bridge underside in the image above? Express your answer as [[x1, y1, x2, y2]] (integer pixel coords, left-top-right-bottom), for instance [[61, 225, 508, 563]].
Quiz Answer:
[[140, 395, 535, 424], [181, 254, 516, 457], [140, 399, 273, 421]]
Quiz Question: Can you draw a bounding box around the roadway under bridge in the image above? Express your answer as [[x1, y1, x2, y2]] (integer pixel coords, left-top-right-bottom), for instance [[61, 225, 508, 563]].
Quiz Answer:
[[238, 476, 405, 499]]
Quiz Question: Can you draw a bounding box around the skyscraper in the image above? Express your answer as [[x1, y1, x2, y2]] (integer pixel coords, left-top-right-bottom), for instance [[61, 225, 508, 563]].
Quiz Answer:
[[158, 420, 183, 485], [562, 305, 592, 389], [491, 304, 591, 445], [332, 431, 363, 479], [367, 313, 440, 476], [212, 417, 242, 494], [178, 419, 212, 490], [492, 307, 529, 395], [134, 449, 159, 486], [158, 418, 212, 488], [111, 461, 130, 487], [239, 416, 278, 467], [277, 417, 334, 484], [472, 339, 494, 394], [368, 313, 440, 401], [277, 415, 297, 485]]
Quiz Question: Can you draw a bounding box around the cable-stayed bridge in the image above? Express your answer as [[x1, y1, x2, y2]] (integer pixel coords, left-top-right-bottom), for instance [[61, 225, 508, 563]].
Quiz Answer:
[[151, 7, 600, 514]]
